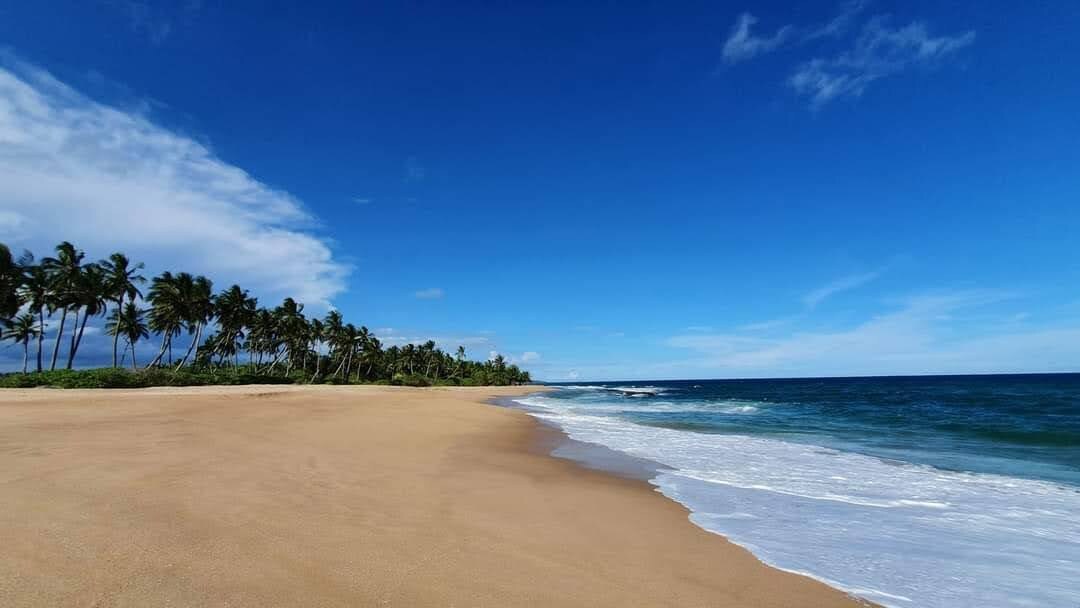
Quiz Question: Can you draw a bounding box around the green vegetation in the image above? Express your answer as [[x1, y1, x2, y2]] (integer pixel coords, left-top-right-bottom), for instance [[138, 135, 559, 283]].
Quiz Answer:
[[0, 241, 532, 388]]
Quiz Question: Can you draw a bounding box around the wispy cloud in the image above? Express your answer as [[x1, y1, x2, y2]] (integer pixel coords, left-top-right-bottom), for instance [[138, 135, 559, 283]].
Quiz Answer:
[[414, 287, 445, 300], [721, 4, 974, 108], [722, 13, 795, 64], [804, 0, 868, 41], [789, 17, 975, 107], [737, 317, 793, 332], [722, 2, 866, 64], [665, 290, 1079, 377], [0, 56, 349, 308], [803, 270, 880, 308]]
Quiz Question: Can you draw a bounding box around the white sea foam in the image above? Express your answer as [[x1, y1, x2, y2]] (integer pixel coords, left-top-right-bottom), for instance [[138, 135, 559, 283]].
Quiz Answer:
[[514, 393, 1080, 608]]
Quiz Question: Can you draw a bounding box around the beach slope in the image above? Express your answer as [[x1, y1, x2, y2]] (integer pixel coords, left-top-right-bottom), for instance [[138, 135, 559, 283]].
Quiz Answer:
[[0, 385, 866, 607]]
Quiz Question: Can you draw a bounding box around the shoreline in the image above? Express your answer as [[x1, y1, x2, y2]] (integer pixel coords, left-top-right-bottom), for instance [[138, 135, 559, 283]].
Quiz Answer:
[[0, 385, 869, 607]]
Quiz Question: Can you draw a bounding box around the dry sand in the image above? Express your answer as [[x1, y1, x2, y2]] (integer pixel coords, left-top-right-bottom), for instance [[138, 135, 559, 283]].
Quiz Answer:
[[0, 385, 869, 607]]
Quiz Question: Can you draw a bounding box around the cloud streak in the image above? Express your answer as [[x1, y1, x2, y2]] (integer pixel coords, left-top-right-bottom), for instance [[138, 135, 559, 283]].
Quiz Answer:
[[722, 2, 866, 64], [803, 271, 880, 308], [789, 17, 975, 107], [414, 287, 444, 300], [0, 57, 349, 309], [721, 4, 974, 108], [722, 13, 795, 64], [666, 290, 1080, 377]]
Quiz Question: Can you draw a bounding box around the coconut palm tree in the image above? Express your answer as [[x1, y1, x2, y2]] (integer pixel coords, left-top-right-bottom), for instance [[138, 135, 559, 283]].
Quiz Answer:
[[271, 298, 306, 376], [107, 302, 149, 370], [0, 244, 22, 327], [5, 313, 41, 373], [176, 275, 214, 369], [66, 263, 107, 369], [146, 272, 186, 367], [213, 284, 256, 367], [17, 262, 49, 373], [455, 345, 467, 379], [308, 318, 325, 381], [41, 241, 85, 370], [100, 253, 145, 368]]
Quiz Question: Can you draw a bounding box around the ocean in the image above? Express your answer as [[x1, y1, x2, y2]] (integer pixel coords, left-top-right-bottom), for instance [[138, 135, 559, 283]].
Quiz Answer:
[[509, 374, 1080, 608]]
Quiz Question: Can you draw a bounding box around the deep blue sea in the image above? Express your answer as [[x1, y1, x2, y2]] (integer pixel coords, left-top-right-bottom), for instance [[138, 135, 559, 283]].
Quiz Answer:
[[511, 374, 1080, 608]]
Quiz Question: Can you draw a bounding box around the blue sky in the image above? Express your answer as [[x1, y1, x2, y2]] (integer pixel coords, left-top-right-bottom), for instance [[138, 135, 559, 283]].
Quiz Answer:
[[1, 1, 1079, 380]]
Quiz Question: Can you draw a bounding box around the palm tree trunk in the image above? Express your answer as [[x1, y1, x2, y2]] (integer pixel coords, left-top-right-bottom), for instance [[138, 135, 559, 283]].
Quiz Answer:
[[309, 353, 321, 383], [130, 340, 138, 371], [176, 324, 202, 370], [68, 309, 91, 369], [36, 306, 45, 373], [111, 296, 123, 367], [49, 306, 68, 371], [147, 333, 170, 368], [22, 341, 29, 374], [66, 308, 80, 369]]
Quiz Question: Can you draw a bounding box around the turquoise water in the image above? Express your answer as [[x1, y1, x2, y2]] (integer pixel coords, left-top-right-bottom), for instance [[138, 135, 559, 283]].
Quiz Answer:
[[513, 374, 1080, 607]]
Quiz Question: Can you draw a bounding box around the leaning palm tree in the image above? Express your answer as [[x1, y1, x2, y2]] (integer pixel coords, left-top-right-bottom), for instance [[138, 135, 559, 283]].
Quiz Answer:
[[145, 272, 186, 367], [455, 345, 467, 379], [100, 253, 145, 368], [66, 263, 107, 369], [273, 297, 307, 376], [17, 262, 49, 372], [213, 284, 257, 367], [107, 302, 149, 370], [5, 313, 41, 373], [176, 275, 214, 369], [41, 241, 85, 370]]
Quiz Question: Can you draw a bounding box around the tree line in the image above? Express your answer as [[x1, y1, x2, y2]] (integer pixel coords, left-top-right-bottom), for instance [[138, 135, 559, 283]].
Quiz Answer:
[[0, 242, 531, 386]]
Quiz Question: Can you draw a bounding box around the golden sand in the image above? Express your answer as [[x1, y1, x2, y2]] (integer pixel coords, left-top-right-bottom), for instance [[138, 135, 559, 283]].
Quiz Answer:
[[0, 385, 868, 607]]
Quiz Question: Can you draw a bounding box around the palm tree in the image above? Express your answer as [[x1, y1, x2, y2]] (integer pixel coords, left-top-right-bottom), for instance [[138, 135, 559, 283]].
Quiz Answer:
[[176, 275, 214, 369], [455, 345, 466, 379], [272, 298, 306, 376], [323, 310, 345, 377], [0, 244, 22, 327], [308, 318, 325, 382], [213, 284, 256, 367], [146, 272, 186, 367], [5, 313, 41, 373], [41, 241, 85, 370], [362, 334, 382, 380], [66, 263, 107, 369], [100, 253, 145, 368], [18, 262, 49, 372], [107, 302, 149, 370]]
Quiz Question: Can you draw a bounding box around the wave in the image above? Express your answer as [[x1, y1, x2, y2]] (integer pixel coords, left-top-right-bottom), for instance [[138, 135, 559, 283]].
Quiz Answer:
[[514, 393, 1080, 608]]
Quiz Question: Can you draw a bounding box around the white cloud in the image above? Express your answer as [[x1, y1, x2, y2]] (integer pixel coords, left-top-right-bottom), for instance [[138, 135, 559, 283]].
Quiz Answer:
[[666, 290, 1080, 377], [414, 287, 444, 300], [567, 370, 579, 380], [0, 57, 349, 308], [789, 17, 975, 107], [722, 13, 794, 64], [803, 270, 880, 308], [722, 3, 866, 65], [519, 351, 541, 362]]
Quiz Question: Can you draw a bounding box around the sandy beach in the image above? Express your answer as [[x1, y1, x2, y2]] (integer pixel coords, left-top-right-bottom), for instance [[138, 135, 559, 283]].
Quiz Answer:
[[0, 385, 867, 607]]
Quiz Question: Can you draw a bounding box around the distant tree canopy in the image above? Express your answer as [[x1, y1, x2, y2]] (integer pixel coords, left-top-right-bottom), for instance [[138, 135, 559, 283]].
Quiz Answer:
[[0, 241, 531, 386]]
